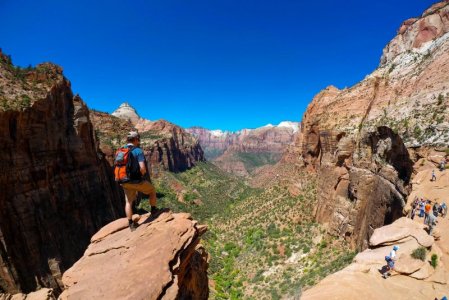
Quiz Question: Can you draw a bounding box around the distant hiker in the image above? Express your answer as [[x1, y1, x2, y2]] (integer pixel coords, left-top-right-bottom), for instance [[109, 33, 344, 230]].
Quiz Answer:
[[424, 201, 432, 224], [410, 204, 417, 220], [419, 199, 425, 218], [433, 202, 440, 217], [114, 131, 160, 231], [389, 245, 399, 261], [427, 212, 437, 236], [440, 160, 445, 171], [441, 202, 448, 217], [431, 170, 437, 181], [383, 255, 395, 279]]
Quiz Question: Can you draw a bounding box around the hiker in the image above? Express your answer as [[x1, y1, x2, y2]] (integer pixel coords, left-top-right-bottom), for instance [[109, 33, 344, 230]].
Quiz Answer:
[[427, 212, 437, 236], [441, 202, 448, 217], [389, 245, 399, 260], [440, 160, 445, 171], [424, 201, 432, 224], [410, 204, 417, 220], [433, 202, 440, 217], [431, 170, 437, 181], [383, 255, 395, 279], [114, 131, 160, 231], [419, 199, 425, 218]]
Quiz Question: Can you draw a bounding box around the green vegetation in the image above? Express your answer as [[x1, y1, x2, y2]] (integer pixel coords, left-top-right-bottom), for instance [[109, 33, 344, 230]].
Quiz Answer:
[[411, 247, 427, 261], [437, 94, 444, 105], [138, 163, 355, 299], [204, 148, 225, 160], [236, 152, 282, 173], [431, 254, 438, 269], [388, 64, 396, 74]]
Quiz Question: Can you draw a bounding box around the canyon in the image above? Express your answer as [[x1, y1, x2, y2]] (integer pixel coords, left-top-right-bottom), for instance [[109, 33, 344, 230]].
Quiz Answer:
[[187, 122, 299, 176], [1, 0, 449, 299], [0, 53, 209, 299]]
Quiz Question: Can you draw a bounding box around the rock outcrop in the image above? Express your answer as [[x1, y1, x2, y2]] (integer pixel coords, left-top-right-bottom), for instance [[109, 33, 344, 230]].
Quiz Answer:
[[0, 288, 56, 300], [295, 1, 449, 249], [92, 104, 205, 177], [302, 217, 449, 300], [111, 102, 141, 124], [60, 212, 209, 300], [0, 52, 123, 294]]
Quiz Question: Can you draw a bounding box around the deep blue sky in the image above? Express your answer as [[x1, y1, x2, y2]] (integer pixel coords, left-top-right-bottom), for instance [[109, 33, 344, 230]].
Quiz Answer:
[[0, 0, 436, 130]]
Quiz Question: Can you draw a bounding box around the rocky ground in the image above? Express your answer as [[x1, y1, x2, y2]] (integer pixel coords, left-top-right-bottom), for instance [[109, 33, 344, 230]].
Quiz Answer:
[[59, 212, 209, 300]]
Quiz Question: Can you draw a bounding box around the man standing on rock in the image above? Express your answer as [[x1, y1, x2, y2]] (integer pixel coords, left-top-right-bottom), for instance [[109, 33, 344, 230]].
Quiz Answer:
[[115, 131, 160, 231]]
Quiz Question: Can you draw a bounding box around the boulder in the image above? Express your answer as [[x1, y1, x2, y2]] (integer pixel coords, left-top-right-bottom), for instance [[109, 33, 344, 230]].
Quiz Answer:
[[59, 212, 209, 300], [369, 217, 434, 248]]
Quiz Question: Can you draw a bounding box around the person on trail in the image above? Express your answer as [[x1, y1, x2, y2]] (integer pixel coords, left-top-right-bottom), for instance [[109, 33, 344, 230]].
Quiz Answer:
[[419, 199, 425, 218], [427, 212, 437, 236], [114, 131, 160, 231], [433, 202, 440, 217], [410, 204, 417, 220], [441, 202, 448, 217], [425, 201, 432, 224], [432, 169, 437, 181], [389, 245, 399, 261], [383, 255, 395, 279]]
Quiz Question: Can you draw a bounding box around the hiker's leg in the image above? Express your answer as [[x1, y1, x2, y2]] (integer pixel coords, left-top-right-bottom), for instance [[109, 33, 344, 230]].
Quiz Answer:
[[122, 185, 137, 220], [136, 181, 157, 207]]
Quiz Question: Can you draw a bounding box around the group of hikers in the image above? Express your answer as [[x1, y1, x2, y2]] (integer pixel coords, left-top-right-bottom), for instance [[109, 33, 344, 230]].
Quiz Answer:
[[409, 196, 447, 235], [114, 131, 160, 231]]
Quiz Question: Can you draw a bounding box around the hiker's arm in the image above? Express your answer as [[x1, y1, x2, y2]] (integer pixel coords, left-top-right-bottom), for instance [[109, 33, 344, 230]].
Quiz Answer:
[[139, 161, 146, 175]]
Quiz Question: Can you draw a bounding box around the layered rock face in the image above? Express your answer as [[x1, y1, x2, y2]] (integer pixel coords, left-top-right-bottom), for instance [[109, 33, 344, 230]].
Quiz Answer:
[[188, 122, 299, 176], [92, 104, 205, 176], [0, 53, 123, 294], [60, 212, 209, 300], [300, 1, 449, 148], [296, 1, 449, 249]]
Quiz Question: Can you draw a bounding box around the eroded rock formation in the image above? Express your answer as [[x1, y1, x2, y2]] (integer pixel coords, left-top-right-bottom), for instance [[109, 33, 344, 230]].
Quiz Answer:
[[0, 53, 123, 294], [295, 1, 449, 249], [59, 212, 209, 300], [91, 107, 205, 177]]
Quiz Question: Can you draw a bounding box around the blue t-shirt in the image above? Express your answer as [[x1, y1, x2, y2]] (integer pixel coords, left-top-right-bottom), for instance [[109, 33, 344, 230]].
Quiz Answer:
[[126, 144, 145, 163]]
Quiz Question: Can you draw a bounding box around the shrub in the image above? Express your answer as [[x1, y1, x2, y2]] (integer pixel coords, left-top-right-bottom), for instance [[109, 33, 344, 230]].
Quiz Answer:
[[431, 254, 438, 269], [411, 247, 426, 261], [438, 94, 444, 105]]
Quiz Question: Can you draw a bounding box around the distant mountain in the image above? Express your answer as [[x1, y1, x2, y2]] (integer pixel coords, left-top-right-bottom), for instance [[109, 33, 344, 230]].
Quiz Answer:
[[93, 102, 205, 175], [186, 122, 300, 176]]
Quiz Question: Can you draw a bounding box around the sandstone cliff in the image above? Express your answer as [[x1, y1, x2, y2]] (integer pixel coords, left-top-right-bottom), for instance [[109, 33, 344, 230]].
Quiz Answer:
[[92, 104, 205, 176], [59, 212, 209, 300], [0, 51, 123, 295], [295, 1, 449, 249]]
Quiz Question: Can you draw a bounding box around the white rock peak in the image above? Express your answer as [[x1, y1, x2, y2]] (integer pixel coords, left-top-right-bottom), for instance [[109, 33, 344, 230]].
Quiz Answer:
[[112, 102, 141, 124]]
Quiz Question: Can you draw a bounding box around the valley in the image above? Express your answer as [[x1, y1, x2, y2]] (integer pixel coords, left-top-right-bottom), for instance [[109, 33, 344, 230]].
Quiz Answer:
[[1, 1, 449, 299]]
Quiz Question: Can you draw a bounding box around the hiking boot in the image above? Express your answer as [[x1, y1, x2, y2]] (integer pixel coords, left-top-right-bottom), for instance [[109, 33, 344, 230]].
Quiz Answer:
[[129, 221, 139, 232], [151, 206, 162, 215]]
